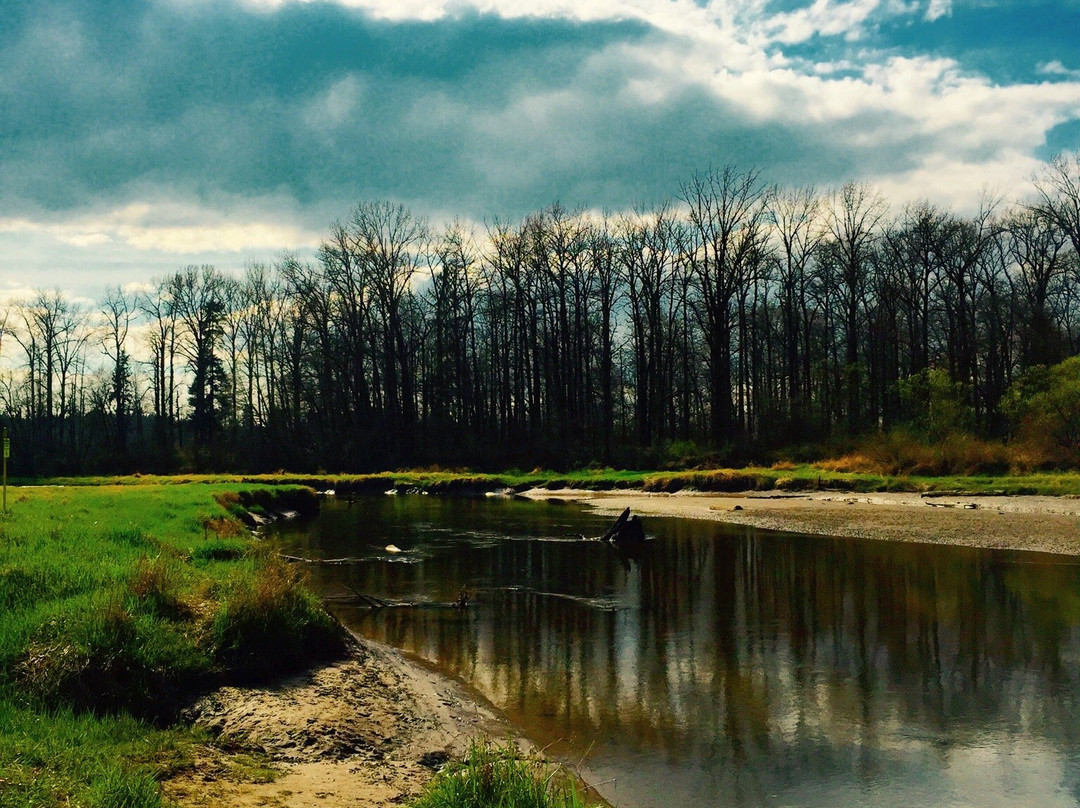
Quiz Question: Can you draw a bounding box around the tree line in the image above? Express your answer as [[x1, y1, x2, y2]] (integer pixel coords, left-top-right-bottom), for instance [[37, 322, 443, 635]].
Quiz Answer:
[[3, 154, 1080, 475]]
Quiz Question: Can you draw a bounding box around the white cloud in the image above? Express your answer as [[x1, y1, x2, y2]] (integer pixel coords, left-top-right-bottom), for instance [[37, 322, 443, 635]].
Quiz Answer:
[[0, 285, 38, 309], [151, 0, 1080, 198], [886, 0, 920, 13], [873, 150, 1043, 212], [1039, 60, 1080, 80], [0, 203, 322, 255], [236, 0, 668, 22], [924, 0, 950, 21], [0, 197, 326, 302], [765, 0, 883, 44], [122, 281, 156, 297]]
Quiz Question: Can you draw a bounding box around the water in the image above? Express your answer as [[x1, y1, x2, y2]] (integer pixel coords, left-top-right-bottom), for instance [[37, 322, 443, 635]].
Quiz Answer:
[[273, 496, 1080, 808]]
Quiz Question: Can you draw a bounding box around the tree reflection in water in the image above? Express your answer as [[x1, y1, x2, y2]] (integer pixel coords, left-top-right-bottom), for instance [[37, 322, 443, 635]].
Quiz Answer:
[[276, 497, 1080, 808]]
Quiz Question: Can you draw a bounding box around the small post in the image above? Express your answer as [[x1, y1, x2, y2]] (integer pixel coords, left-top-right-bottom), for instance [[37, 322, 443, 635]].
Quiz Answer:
[[2, 427, 9, 514]]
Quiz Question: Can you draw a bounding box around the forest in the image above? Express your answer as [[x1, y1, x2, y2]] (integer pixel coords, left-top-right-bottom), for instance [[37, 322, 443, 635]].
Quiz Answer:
[[3, 154, 1080, 476]]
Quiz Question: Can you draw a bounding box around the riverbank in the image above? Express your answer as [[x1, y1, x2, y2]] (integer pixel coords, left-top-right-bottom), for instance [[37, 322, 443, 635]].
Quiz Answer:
[[0, 481, 562, 808], [164, 634, 519, 808], [205, 484, 1080, 807], [0, 484, 341, 808], [523, 489, 1080, 556]]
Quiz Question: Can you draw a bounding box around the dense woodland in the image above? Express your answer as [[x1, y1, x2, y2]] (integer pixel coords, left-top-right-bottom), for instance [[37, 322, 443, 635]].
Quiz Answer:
[[4, 154, 1080, 475]]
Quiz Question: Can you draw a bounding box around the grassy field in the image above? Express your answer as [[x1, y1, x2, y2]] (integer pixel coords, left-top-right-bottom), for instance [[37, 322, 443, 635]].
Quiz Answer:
[[29, 465, 1080, 496], [0, 483, 343, 808]]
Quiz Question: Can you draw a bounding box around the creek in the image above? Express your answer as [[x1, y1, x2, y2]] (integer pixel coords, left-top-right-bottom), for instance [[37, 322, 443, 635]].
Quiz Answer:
[[273, 495, 1080, 808]]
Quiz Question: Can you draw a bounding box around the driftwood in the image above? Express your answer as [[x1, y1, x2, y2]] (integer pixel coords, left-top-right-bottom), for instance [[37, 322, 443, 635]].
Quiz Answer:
[[323, 589, 397, 608], [599, 507, 648, 544]]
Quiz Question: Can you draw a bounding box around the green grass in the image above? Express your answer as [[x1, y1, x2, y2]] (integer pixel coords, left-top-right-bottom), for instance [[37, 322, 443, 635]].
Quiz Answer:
[[0, 699, 195, 808], [27, 465, 1080, 496], [0, 482, 344, 808], [410, 742, 592, 808]]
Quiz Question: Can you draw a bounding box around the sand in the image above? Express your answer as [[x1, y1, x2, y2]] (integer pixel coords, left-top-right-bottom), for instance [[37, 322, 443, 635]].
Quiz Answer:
[[523, 488, 1080, 556], [165, 487, 1080, 807], [163, 636, 518, 808]]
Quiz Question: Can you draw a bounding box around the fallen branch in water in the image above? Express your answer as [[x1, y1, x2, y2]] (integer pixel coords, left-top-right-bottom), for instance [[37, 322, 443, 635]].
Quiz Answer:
[[278, 553, 366, 565], [323, 585, 473, 611], [323, 588, 397, 608]]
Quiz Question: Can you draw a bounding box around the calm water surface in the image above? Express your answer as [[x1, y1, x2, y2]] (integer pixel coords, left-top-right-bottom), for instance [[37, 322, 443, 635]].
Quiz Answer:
[[274, 496, 1080, 808]]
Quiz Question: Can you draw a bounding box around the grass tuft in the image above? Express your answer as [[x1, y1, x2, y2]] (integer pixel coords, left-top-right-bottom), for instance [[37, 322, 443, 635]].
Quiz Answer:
[[88, 766, 162, 808], [410, 742, 591, 808], [128, 557, 187, 620], [190, 538, 248, 563]]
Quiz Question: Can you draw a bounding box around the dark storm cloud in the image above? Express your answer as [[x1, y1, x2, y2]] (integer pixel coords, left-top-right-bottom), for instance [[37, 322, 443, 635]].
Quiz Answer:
[[0, 0, 910, 226], [0, 0, 651, 217]]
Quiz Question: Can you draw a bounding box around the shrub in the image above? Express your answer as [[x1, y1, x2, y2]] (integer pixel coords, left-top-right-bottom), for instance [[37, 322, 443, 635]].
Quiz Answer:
[[898, 368, 975, 442], [664, 439, 704, 467], [817, 428, 1008, 477], [1002, 357, 1080, 467], [209, 562, 344, 678]]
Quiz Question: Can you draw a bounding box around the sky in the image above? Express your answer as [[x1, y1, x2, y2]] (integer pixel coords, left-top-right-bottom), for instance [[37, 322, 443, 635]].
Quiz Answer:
[[1, 0, 1079, 301]]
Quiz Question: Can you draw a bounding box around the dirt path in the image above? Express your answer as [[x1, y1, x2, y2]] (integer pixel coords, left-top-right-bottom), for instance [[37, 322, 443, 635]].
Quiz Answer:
[[164, 637, 517, 808], [523, 489, 1080, 555]]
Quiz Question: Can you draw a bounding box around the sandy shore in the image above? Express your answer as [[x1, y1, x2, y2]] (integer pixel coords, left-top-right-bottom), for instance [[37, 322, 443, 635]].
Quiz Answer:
[[523, 488, 1080, 556], [164, 636, 519, 808]]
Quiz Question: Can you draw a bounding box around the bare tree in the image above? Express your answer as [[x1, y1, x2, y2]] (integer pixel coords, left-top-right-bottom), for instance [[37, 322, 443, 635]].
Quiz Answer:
[[1033, 152, 1080, 256], [140, 278, 180, 452], [824, 182, 887, 430], [1004, 207, 1071, 366], [681, 166, 773, 446], [769, 186, 822, 432], [14, 290, 87, 464]]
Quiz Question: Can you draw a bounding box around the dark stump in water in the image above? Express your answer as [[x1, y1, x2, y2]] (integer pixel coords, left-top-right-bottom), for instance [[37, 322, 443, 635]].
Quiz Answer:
[[601, 507, 648, 544]]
